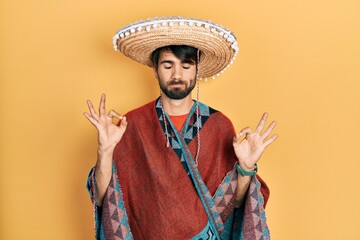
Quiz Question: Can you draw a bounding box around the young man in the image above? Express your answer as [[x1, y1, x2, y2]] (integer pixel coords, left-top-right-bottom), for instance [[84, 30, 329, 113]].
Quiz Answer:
[[85, 17, 277, 240]]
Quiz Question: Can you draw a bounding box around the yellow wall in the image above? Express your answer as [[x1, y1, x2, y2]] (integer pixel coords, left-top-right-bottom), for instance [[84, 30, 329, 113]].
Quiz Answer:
[[1, 0, 359, 239]]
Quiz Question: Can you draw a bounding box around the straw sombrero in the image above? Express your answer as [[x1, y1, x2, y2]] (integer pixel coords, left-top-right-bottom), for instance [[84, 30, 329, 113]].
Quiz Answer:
[[113, 17, 239, 80]]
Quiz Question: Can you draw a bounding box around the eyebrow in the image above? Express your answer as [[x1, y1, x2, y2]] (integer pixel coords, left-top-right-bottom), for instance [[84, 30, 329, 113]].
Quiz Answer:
[[159, 60, 174, 65], [159, 60, 195, 65]]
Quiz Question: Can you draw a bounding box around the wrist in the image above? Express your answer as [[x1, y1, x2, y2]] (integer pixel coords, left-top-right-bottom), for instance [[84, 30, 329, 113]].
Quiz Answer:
[[236, 162, 258, 177], [238, 163, 255, 172], [97, 147, 114, 165], [97, 144, 115, 155]]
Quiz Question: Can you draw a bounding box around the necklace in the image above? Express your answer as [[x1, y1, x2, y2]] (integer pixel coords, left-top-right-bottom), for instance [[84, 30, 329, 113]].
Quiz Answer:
[[159, 96, 201, 166], [159, 49, 201, 166]]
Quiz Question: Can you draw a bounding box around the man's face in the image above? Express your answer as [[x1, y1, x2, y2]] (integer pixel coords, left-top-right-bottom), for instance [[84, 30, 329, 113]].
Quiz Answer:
[[154, 50, 197, 100]]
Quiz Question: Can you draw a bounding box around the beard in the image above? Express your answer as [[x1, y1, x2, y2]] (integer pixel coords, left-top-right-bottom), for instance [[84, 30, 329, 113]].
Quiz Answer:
[[158, 78, 196, 100]]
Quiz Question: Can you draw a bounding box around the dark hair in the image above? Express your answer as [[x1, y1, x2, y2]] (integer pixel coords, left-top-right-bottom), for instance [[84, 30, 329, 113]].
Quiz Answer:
[[150, 45, 200, 69]]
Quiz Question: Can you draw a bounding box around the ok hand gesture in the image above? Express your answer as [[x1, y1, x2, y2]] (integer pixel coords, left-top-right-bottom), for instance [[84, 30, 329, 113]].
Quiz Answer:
[[83, 94, 128, 153], [233, 112, 278, 171]]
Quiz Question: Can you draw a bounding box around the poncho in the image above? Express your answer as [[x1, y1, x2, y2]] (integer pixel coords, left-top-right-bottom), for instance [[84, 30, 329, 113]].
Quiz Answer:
[[87, 99, 270, 239]]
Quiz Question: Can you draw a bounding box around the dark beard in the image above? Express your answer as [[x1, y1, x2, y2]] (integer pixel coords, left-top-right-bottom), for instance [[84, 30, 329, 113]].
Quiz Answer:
[[159, 79, 196, 100]]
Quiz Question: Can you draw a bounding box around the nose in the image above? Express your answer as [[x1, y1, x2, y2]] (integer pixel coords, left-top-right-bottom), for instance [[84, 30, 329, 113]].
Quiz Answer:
[[171, 64, 182, 80]]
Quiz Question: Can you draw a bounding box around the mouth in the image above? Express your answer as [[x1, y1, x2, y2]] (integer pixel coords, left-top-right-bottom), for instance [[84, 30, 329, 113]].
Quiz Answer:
[[169, 83, 185, 87], [168, 81, 186, 87]]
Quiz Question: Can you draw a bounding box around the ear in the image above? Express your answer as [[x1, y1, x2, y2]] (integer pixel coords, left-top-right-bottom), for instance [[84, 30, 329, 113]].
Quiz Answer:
[[152, 67, 158, 79]]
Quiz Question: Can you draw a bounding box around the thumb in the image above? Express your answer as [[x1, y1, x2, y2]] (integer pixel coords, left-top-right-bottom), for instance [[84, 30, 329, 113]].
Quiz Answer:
[[233, 133, 242, 144], [119, 116, 128, 128]]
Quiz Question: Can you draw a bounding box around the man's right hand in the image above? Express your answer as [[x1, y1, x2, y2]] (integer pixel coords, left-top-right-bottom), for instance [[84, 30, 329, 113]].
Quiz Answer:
[[83, 93, 128, 206]]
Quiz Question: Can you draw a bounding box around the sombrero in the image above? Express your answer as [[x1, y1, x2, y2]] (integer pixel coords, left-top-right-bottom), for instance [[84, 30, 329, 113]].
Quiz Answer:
[[113, 16, 239, 80]]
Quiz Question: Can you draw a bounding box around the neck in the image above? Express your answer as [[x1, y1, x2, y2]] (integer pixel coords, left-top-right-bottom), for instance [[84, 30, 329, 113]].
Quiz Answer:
[[161, 94, 194, 116]]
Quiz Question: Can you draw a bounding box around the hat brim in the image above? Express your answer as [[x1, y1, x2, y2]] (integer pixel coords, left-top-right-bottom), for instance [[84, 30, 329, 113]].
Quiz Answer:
[[114, 17, 238, 79]]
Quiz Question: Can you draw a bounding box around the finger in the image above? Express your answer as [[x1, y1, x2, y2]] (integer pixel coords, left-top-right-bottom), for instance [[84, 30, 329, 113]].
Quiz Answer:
[[264, 134, 279, 147], [83, 112, 100, 127], [238, 127, 252, 138], [119, 116, 128, 128], [255, 112, 268, 133], [233, 127, 252, 144], [108, 110, 123, 119], [99, 93, 106, 116], [262, 121, 277, 139], [87, 100, 99, 121]]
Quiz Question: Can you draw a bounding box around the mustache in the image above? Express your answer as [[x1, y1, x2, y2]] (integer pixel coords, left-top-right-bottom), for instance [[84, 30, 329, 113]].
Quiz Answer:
[[167, 80, 186, 85]]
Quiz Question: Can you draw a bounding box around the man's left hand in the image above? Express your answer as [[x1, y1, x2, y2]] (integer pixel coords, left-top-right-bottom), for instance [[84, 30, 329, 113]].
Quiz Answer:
[[233, 112, 278, 171]]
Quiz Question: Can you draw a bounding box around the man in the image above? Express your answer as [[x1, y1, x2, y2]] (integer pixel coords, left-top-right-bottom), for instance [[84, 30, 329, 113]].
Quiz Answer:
[[85, 17, 278, 240]]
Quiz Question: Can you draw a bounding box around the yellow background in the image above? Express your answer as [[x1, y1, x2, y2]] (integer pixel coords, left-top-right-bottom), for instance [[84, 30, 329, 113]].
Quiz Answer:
[[1, 0, 359, 239]]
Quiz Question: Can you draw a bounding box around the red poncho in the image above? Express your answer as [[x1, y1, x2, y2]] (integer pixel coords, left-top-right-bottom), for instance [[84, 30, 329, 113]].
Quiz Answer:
[[87, 99, 270, 239]]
